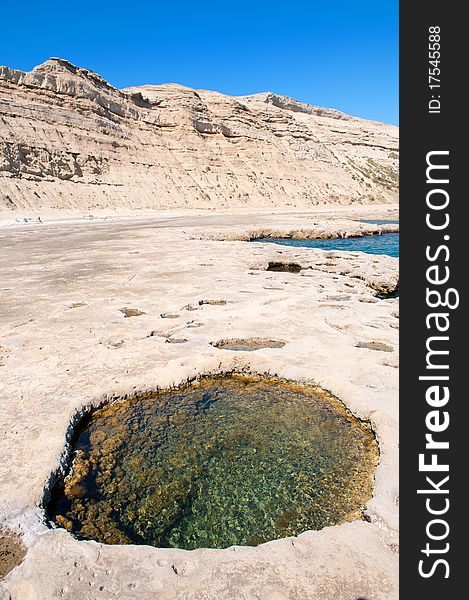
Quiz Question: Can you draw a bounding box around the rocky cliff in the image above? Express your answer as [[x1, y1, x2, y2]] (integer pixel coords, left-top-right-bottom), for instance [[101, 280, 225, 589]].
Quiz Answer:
[[0, 58, 398, 212]]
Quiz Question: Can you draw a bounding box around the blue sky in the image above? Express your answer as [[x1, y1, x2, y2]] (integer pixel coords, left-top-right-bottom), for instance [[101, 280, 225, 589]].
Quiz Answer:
[[0, 1, 398, 124]]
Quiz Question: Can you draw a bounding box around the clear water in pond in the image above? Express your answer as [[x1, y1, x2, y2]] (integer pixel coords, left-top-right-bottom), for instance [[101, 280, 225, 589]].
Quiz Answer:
[[257, 233, 399, 257], [49, 375, 378, 550]]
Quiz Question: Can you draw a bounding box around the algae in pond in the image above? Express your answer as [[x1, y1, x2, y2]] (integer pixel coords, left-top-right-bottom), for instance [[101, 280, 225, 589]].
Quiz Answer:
[[49, 375, 378, 550]]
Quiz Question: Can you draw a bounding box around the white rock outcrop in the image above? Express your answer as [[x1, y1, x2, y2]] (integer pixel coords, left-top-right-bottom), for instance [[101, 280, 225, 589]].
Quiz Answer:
[[0, 58, 398, 212]]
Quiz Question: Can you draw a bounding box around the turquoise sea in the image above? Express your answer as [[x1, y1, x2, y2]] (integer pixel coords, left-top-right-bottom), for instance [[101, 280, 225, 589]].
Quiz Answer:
[[256, 232, 399, 258]]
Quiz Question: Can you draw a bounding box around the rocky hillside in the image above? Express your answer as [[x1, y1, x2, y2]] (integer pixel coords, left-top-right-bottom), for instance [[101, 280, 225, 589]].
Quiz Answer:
[[0, 58, 398, 212]]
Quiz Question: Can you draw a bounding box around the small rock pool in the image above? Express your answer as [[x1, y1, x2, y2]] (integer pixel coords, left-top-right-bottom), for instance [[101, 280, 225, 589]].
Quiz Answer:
[[256, 233, 399, 257], [48, 374, 378, 549]]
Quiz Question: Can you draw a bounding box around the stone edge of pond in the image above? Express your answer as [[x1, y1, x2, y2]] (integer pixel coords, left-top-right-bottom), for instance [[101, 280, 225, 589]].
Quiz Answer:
[[189, 221, 399, 243], [247, 257, 399, 299], [40, 368, 382, 551]]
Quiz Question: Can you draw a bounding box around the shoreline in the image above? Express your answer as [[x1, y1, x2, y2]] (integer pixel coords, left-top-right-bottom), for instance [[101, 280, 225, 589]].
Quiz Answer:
[[0, 203, 399, 229]]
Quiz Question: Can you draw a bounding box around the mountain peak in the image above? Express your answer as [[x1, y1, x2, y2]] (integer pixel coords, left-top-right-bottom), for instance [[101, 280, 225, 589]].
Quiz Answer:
[[32, 57, 119, 93]]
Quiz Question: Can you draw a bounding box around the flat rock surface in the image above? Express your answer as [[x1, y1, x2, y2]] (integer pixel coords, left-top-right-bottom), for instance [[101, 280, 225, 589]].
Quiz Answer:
[[0, 209, 398, 599]]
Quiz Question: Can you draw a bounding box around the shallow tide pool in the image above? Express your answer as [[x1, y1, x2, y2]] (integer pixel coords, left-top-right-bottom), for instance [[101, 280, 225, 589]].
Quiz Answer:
[[49, 375, 378, 550], [256, 233, 399, 257]]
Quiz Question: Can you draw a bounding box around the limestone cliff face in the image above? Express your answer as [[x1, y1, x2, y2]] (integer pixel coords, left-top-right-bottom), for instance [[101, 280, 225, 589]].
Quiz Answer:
[[0, 58, 398, 211]]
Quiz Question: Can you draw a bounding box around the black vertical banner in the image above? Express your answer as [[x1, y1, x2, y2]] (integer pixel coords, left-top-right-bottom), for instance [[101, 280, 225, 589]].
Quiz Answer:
[[400, 1, 465, 596]]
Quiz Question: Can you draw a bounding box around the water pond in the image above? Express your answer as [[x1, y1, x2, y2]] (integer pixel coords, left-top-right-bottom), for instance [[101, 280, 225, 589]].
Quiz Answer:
[[49, 375, 378, 550], [256, 233, 399, 257]]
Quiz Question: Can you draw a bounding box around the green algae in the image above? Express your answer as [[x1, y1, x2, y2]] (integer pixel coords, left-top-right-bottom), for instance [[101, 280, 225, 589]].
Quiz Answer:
[[49, 374, 378, 549]]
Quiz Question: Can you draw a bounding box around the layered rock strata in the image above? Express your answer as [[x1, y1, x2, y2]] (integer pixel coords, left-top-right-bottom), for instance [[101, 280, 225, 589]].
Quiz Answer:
[[0, 59, 398, 212]]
